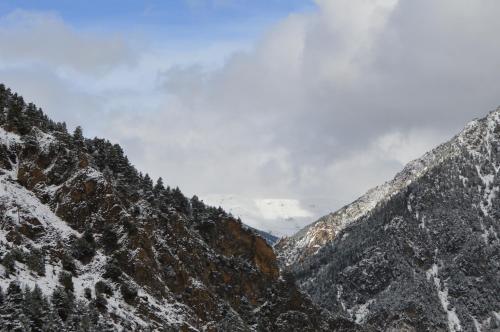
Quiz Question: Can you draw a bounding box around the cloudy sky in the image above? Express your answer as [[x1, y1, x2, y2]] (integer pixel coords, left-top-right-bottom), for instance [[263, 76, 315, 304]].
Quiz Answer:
[[1, 0, 500, 236]]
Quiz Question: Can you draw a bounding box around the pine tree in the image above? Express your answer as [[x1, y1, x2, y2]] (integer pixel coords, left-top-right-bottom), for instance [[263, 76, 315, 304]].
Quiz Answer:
[[101, 224, 119, 254], [43, 305, 66, 332], [26, 247, 46, 276], [172, 187, 190, 214], [72, 228, 96, 264], [24, 285, 49, 331], [1, 251, 15, 276], [24, 102, 44, 129], [1, 281, 29, 331], [153, 177, 168, 209], [73, 126, 85, 150], [143, 173, 153, 188], [191, 195, 206, 221], [66, 299, 92, 331], [6, 93, 25, 134], [0, 84, 10, 124], [143, 173, 155, 202], [59, 271, 74, 292], [51, 286, 74, 322], [154, 177, 165, 194]]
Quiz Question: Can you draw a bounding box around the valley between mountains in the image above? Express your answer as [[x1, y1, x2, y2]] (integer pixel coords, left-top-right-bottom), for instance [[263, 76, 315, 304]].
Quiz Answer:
[[0, 84, 498, 331]]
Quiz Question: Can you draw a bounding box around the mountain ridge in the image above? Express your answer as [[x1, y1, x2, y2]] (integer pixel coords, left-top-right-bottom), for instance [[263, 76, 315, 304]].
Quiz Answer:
[[276, 108, 499, 266], [276, 107, 500, 331], [0, 84, 356, 331]]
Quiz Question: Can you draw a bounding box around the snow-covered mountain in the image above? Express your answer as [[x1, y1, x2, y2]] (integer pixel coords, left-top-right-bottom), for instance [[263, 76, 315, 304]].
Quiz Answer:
[[203, 194, 331, 237], [0, 85, 357, 331], [276, 108, 500, 330], [276, 110, 500, 267], [4, 82, 498, 331]]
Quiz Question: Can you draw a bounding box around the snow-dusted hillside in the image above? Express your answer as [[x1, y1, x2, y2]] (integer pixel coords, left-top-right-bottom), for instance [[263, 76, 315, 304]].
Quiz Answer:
[[277, 107, 500, 331], [0, 85, 354, 331], [276, 109, 499, 267], [0, 129, 192, 330]]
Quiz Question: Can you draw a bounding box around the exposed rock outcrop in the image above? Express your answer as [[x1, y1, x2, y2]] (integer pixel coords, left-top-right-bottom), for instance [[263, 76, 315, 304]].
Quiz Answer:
[[0, 84, 352, 331]]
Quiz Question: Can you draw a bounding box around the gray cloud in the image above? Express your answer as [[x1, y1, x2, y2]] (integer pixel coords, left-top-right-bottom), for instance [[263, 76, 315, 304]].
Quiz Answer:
[[0, 10, 136, 74], [120, 0, 500, 234], [0, 66, 105, 132], [1, 1, 500, 235]]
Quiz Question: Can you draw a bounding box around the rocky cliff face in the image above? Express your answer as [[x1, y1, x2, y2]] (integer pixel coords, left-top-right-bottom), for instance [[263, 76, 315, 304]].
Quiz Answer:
[[0, 85, 356, 331], [277, 108, 500, 331]]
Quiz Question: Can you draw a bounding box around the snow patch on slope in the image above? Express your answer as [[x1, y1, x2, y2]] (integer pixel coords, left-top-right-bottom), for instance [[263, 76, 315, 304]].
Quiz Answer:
[[0, 173, 191, 330], [29, 128, 56, 153], [0, 127, 21, 147], [426, 263, 462, 332], [0, 174, 77, 239], [351, 299, 375, 324]]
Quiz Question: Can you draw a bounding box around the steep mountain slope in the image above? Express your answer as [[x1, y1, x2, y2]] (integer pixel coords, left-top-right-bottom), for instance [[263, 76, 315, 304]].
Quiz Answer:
[[0, 85, 357, 331], [276, 131, 458, 267], [277, 108, 500, 330]]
